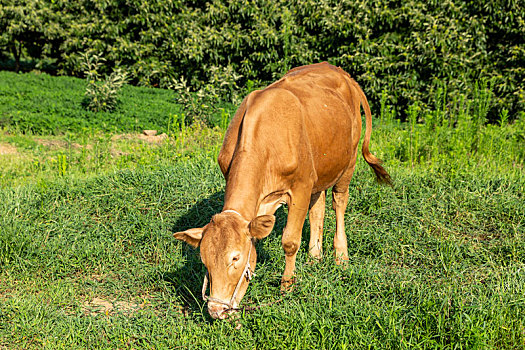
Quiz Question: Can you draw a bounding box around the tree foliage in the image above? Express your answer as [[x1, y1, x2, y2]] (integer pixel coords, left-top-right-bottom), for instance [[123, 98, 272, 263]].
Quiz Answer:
[[1, 0, 523, 119]]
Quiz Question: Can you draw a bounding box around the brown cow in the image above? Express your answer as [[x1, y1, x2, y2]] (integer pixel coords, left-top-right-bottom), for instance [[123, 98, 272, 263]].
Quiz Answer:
[[174, 62, 390, 319]]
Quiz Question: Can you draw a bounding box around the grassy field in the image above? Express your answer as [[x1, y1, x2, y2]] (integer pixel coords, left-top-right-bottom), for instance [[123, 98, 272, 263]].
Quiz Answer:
[[0, 71, 184, 135], [0, 72, 524, 349]]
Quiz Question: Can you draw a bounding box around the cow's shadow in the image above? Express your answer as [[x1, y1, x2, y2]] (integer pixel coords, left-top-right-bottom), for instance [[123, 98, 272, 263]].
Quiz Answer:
[[164, 190, 291, 319]]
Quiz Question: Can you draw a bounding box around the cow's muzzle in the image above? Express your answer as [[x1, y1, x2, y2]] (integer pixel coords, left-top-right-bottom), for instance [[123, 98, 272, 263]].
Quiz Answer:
[[202, 247, 255, 318], [207, 301, 231, 319]]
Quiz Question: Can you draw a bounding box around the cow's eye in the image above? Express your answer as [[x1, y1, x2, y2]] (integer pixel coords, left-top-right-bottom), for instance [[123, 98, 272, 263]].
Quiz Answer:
[[228, 253, 241, 267]]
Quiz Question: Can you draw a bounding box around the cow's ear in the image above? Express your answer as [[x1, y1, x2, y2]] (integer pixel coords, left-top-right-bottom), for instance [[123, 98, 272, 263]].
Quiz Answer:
[[174, 226, 206, 248], [249, 215, 275, 240]]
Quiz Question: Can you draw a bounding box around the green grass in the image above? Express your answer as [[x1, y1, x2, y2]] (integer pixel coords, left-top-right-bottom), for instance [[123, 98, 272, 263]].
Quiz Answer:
[[1, 160, 523, 348], [0, 71, 182, 134], [0, 72, 524, 348], [0, 124, 223, 188]]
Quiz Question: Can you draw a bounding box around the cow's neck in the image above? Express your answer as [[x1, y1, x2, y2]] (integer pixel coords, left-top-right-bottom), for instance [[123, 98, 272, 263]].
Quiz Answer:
[[223, 175, 263, 221], [222, 156, 269, 221]]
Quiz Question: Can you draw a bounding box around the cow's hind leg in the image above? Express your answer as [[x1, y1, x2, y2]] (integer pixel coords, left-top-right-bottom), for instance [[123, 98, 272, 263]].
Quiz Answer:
[[332, 189, 350, 264], [281, 190, 311, 291], [331, 163, 356, 265], [308, 191, 326, 260]]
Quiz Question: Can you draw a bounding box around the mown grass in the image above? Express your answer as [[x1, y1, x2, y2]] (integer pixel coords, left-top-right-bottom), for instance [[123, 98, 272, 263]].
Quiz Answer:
[[1, 73, 524, 348], [0, 71, 235, 135]]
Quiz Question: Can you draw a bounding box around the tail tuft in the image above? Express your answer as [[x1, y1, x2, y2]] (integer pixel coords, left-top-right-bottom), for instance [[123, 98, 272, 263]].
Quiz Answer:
[[362, 151, 392, 185]]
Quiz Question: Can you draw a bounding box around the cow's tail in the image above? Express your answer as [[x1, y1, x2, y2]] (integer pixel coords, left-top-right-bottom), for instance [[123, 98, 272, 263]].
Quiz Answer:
[[353, 81, 392, 185]]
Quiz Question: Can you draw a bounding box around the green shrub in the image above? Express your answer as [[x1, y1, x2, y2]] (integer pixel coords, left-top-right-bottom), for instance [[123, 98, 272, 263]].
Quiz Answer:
[[170, 66, 241, 127], [83, 53, 128, 112]]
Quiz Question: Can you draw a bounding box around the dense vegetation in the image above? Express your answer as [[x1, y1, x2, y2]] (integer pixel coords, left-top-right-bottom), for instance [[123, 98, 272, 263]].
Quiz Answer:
[[1, 0, 524, 120], [0, 70, 237, 134], [0, 72, 524, 348]]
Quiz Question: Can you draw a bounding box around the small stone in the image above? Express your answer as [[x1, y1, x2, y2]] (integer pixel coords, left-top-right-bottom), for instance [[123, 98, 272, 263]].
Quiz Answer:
[[142, 130, 158, 136]]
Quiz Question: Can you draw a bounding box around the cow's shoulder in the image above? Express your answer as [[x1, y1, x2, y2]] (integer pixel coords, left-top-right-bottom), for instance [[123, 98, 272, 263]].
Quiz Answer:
[[218, 90, 261, 176]]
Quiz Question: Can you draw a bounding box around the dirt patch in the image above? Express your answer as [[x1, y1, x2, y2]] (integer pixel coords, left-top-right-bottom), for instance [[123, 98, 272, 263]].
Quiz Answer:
[[82, 295, 192, 318], [112, 131, 168, 144], [142, 129, 158, 136], [33, 131, 168, 151], [0, 142, 18, 155], [83, 297, 145, 316], [34, 138, 83, 149]]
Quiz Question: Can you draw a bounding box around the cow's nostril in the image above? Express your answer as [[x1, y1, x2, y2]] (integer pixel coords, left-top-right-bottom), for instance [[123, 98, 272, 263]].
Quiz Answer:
[[208, 302, 229, 319]]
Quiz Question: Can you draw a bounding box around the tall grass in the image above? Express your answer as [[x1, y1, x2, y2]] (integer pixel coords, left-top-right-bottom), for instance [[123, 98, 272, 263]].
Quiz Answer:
[[1, 158, 523, 348], [376, 82, 524, 179]]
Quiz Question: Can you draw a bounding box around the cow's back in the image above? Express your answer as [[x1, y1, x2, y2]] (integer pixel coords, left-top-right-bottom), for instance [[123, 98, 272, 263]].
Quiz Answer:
[[219, 62, 361, 193]]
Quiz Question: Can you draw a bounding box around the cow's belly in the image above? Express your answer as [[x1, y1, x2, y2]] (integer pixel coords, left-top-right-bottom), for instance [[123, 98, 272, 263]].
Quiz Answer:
[[310, 142, 354, 193], [304, 97, 359, 193]]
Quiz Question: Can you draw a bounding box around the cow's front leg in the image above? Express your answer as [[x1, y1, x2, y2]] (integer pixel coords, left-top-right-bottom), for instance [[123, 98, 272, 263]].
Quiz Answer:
[[281, 191, 310, 291]]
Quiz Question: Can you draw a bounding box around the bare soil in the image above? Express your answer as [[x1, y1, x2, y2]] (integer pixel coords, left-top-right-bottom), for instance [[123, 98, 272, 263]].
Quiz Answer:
[[0, 143, 17, 155], [111, 132, 168, 144], [83, 297, 144, 316]]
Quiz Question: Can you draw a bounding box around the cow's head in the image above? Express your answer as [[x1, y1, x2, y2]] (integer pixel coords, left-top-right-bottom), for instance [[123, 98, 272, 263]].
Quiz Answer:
[[174, 211, 275, 319]]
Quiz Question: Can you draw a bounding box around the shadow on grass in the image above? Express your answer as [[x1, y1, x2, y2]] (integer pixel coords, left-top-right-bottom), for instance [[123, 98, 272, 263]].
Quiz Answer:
[[164, 190, 291, 319]]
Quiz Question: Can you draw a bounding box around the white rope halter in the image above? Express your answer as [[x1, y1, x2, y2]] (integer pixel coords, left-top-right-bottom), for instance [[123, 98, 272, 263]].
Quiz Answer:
[[222, 209, 245, 219]]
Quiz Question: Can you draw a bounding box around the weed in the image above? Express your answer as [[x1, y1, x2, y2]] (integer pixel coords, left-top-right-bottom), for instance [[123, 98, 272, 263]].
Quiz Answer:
[[171, 73, 237, 128]]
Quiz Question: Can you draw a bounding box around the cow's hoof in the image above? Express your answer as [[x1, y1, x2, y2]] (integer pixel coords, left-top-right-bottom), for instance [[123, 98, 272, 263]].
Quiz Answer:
[[335, 257, 349, 267], [280, 277, 296, 293], [307, 255, 322, 265]]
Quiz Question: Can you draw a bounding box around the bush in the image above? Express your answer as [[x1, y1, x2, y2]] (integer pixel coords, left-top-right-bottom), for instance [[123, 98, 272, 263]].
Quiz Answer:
[[83, 53, 128, 112], [0, 0, 523, 120]]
